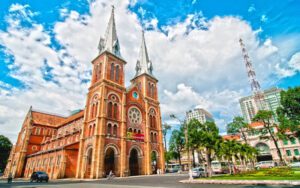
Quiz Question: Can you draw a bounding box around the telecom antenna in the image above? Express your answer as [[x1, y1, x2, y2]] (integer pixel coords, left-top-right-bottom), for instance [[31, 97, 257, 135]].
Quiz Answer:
[[239, 38, 267, 111]]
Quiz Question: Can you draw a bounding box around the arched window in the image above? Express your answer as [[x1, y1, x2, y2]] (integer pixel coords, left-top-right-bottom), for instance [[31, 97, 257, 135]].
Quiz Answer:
[[107, 124, 112, 135], [88, 125, 92, 137], [113, 125, 117, 136], [94, 102, 98, 118], [134, 129, 137, 133], [128, 128, 132, 132], [113, 103, 118, 119], [148, 83, 151, 96], [108, 102, 113, 117], [138, 130, 141, 134], [115, 65, 119, 82], [150, 132, 153, 142], [149, 115, 153, 127], [92, 124, 96, 136], [154, 133, 157, 142], [110, 63, 114, 80]]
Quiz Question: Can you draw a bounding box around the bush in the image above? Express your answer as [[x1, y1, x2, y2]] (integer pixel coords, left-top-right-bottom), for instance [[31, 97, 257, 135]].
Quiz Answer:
[[265, 167, 294, 177]]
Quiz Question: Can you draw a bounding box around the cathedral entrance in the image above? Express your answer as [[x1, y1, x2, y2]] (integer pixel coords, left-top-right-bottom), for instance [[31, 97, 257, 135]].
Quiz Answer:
[[85, 148, 93, 178], [104, 148, 115, 176], [151, 151, 157, 174], [129, 149, 139, 176]]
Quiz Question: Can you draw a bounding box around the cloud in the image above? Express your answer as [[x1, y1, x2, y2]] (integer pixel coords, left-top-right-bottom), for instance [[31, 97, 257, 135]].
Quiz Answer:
[[276, 52, 300, 78], [0, 0, 295, 142], [260, 14, 268, 23], [248, 4, 256, 13]]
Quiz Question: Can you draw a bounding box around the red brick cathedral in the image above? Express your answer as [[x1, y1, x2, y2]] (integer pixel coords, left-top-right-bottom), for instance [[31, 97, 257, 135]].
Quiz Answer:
[[4, 7, 165, 179]]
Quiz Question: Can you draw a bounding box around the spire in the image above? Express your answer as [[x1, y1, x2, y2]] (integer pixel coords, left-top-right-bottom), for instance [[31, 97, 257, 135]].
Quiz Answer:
[[98, 5, 121, 57], [135, 30, 153, 77]]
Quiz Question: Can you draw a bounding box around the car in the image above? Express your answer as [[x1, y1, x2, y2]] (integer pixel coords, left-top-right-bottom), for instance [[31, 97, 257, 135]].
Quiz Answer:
[[192, 167, 206, 178], [289, 162, 300, 168], [255, 161, 275, 170], [30, 171, 49, 182]]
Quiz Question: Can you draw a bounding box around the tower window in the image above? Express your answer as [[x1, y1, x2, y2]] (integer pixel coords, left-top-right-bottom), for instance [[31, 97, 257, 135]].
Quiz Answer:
[[113, 125, 117, 136], [110, 63, 115, 80], [107, 124, 112, 135], [115, 65, 120, 82]]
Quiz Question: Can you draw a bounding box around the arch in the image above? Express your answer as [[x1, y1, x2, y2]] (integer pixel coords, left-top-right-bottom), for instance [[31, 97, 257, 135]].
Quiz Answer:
[[107, 92, 120, 102], [104, 143, 120, 155], [115, 65, 120, 82], [128, 145, 143, 157], [255, 143, 271, 155], [151, 150, 158, 174], [85, 146, 93, 178], [104, 147, 115, 175], [110, 63, 115, 80]]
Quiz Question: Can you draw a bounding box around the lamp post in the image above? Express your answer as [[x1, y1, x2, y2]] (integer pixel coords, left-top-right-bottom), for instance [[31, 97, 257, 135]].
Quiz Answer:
[[170, 114, 191, 172]]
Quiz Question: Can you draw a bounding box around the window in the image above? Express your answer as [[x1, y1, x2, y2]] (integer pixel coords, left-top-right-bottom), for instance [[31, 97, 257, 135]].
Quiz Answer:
[[35, 127, 41, 135], [286, 150, 292, 156], [113, 125, 117, 136], [115, 65, 119, 82], [108, 102, 113, 117], [113, 104, 118, 119], [107, 124, 112, 135], [291, 137, 297, 145], [294, 149, 299, 156], [110, 63, 114, 80], [283, 139, 288, 145]]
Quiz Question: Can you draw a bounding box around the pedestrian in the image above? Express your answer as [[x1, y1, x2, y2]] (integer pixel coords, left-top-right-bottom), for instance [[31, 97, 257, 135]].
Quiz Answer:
[[7, 173, 13, 184], [107, 170, 114, 180], [156, 168, 159, 174]]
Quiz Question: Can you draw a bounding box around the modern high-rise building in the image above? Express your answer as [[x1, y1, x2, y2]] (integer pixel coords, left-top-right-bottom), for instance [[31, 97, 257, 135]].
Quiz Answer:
[[186, 108, 214, 124], [239, 87, 282, 123]]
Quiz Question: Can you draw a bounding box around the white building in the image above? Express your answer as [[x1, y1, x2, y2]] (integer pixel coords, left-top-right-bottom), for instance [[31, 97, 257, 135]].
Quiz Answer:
[[239, 87, 282, 123], [186, 108, 214, 124]]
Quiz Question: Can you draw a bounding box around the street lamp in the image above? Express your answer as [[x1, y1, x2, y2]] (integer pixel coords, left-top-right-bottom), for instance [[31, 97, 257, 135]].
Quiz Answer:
[[170, 114, 191, 172]]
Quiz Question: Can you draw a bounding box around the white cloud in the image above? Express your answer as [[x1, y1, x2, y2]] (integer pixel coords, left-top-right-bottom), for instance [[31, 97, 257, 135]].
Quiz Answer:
[[276, 52, 300, 78], [248, 4, 256, 13], [260, 14, 268, 23], [0, 0, 295, 142]]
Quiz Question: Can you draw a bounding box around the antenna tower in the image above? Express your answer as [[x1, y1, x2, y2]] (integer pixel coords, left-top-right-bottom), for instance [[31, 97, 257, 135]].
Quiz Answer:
[[239, 38, 267, 111]]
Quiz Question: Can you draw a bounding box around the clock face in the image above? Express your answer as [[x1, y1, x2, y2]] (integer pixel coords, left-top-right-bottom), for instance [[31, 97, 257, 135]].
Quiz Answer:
[[128, 107, 142, 124], [133, 91, 139, 99]]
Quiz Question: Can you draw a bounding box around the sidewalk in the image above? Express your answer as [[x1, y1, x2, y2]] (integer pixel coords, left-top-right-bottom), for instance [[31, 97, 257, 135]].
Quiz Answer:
[[180, 179, 300, 185]]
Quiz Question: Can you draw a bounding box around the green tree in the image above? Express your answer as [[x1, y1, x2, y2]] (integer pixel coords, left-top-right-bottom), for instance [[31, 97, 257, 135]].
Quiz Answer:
[[187, 118, 202, 167], [227, 116, 251, 144], [162, 123, 172, 151], [277, 86, 300, 135], [0, 135, 13, 173], [219, 140, 240, 174], [197, 121, 221, 177], [169, 129, 185, 168], [253, 110, 285, 164]]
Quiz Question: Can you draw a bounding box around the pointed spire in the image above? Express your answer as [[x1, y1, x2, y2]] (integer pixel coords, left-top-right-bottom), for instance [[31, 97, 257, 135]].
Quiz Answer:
[[98, 5, 121, 57], [135, 30, 153, 77]]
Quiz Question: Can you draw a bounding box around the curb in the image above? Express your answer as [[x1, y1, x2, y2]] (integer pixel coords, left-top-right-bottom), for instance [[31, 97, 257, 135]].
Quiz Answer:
[[180, 179, 300, 185]]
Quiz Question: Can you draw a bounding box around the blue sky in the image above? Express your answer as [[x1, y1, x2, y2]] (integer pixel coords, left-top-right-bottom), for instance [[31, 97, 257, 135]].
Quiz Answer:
[[0, 0, 299, 143]]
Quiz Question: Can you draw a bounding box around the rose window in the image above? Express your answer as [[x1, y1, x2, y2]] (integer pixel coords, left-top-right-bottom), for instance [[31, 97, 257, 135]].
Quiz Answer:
[[128, 108, 142, 124]]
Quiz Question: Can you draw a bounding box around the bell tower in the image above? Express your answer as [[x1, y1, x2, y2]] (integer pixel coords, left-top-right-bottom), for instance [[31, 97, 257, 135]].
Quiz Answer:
[[131, 31, 165, 174], [76, 6, 127, 179]]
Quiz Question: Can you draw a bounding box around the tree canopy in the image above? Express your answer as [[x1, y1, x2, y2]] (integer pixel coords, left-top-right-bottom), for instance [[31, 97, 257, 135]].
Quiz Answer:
[[0, 135, 13, 173]]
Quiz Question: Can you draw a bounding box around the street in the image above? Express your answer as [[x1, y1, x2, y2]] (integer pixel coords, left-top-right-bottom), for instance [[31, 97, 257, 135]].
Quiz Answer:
[[0, 174, 299, 188]]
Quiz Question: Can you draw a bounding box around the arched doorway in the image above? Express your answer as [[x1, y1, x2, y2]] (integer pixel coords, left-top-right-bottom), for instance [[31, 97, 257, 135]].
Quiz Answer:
[[104, 148, 115, 176], [255, 143, 273, 162], [151, 151, 157, 174], [85, 148, 93, 178], [129, 148, 139, 176]]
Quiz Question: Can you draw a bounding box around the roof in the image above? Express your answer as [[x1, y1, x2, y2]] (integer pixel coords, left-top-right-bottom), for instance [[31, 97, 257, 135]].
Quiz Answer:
[[249, 121, 264, 128], [31, 110, 66, 127], [57, 110, 84, 127], [222, 135, 241, 141]]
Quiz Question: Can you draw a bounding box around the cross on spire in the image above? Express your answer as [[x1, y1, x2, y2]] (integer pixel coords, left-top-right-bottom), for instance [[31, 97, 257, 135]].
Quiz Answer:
[[98, 5, 121, 57]]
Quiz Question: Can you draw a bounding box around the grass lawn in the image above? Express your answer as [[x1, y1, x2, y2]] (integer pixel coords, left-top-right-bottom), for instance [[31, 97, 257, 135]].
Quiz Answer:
[[201, 168, 300, 180]]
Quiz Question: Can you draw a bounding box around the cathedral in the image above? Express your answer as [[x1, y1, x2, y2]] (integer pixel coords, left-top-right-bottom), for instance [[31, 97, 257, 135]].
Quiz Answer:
[[4, 7, 165, 179]]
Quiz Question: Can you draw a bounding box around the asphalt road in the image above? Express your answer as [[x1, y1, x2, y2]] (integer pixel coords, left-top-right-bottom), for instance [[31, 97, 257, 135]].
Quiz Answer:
[[0, 174, 299, 188]]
